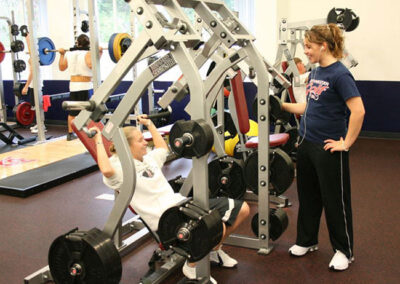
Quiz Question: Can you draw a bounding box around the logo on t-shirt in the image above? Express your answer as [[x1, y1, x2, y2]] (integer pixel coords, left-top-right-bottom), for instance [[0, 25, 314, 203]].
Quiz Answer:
[[142, 168, 154, 178], [306, 79, 329, 101]]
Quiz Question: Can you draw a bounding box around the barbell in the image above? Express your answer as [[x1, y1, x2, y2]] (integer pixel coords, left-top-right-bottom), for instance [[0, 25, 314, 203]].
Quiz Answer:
[[37, 33, 132, 65], [1, 33, 131, 66]]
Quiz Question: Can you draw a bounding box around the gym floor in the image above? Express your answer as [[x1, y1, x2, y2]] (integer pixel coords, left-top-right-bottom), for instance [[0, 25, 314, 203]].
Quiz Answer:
[[0, 125, 399, 283]]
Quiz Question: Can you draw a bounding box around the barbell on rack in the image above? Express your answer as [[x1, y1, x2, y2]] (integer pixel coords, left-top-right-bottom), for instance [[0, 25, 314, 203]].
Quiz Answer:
[[37, 33, 132, 66]]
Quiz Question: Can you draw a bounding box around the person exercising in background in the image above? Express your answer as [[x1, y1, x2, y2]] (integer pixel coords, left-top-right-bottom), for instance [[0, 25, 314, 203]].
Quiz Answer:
[[21, 33, 46, 133], [294, 57, 307, 75], [292, 57, 310, 104], [58, 34, 102, 141], [90, 115, 249, 283]]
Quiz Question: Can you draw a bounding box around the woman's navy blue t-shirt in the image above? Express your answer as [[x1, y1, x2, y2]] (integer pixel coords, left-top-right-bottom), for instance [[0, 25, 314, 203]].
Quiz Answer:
[[299, 61, 361, 145]]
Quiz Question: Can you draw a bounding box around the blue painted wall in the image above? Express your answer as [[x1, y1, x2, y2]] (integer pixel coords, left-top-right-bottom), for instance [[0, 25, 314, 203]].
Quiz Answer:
[[3, 80, 399, 134], [356, 81, 400, 133]]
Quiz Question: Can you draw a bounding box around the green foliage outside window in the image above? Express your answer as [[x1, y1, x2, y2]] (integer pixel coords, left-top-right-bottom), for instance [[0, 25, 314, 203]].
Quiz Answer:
[[97, 0, 132, 45], [97, 0, 236, 45]]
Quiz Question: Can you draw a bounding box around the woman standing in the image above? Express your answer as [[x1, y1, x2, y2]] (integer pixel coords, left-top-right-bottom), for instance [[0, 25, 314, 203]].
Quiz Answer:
[[282, 23, 365, 271]]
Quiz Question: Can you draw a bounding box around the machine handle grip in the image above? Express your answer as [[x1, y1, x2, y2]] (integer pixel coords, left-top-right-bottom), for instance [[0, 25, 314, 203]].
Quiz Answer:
[[62, 100, 96, 111]]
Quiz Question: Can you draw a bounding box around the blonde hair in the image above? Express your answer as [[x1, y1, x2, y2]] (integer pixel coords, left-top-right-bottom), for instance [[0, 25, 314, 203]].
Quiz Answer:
[[109, 126, 139, 154], [305, 23, 345, 59]]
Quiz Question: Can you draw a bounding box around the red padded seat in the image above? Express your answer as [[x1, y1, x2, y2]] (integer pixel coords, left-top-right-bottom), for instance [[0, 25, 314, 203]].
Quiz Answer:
[[245, 133, 290, 149]]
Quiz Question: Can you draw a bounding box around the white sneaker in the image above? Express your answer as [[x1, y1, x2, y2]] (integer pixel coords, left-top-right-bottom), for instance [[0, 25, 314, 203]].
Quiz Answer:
[[329, 250, 354, 271], [182, 261, 217, 284], [288, 244, 318, 256], [31, 125, 47, 134], [30, 124, 37, 130], [210, 249, 238, 268]]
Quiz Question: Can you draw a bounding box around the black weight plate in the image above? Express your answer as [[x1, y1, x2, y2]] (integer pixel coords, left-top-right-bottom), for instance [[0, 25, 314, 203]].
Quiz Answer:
[[211, 110, 237, 138], [208, 158, 223, 198], [158, 205, 188, 247], [244, 148, 295, 195], [181, 209, 222, 262], [192, 119, 214, 158], [151, 107, 171, 128], [269, 95, 282, 123], [251, 213, 259, 237], [270, 148, 295, 195], [48, 228, 121, 284], [169, 119, 213, 159], [13, 82, 24, 98], [327, 8, 352, 30], [169, 120, 194, 158], [13, 59, 26, 73], [269, 208, 289, 241], [81, 20, 89, 33], [208, 156, 246, 199], [346, 14, 359, 32], [243, 151, 259, 194], [251, 208, 289, 241]]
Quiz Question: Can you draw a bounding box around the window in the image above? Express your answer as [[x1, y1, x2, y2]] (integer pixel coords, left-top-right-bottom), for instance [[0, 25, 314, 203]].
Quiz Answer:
[[97, 0, 135, 81], [231, 0, 255, 33], [96, 0, 254, 82]]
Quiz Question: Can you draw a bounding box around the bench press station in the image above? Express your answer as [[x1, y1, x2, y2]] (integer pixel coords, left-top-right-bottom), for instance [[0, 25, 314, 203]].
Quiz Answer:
[[25, 1, 295, 283]]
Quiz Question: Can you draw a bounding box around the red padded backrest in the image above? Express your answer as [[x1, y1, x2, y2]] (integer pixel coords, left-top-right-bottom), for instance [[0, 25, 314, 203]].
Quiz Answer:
[[230, 71, 250, 134], [281, 61, 289, 72], [71, 120, 112, 162]]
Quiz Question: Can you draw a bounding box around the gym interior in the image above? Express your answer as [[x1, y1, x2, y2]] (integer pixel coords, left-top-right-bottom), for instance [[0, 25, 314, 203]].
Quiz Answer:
[[0, 0, 399, 283]]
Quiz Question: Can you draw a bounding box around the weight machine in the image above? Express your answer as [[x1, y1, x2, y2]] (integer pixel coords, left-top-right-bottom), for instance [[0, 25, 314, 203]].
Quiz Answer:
[[25, 0, 286, 283], [154, 0, 284, 255]]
